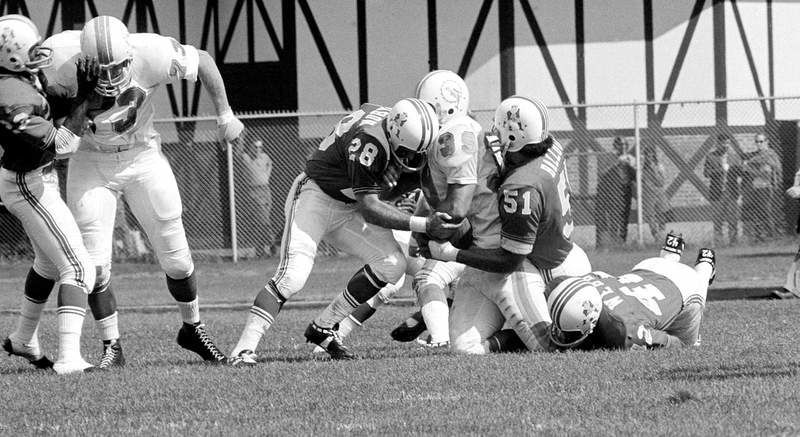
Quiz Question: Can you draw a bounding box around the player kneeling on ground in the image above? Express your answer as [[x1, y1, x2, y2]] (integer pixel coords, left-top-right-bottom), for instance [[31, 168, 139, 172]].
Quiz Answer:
[[547, 234, 714, 351]]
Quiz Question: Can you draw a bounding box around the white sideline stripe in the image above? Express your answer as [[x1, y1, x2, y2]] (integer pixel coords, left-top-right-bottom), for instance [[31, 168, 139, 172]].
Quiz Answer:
[[0, 298, 419, 315]]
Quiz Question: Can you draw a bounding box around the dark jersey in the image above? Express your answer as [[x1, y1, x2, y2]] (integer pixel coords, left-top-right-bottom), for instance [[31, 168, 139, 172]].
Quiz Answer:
[[305, 103, 396, 203], [498, 138, 574, 269], [0, 73, 57, 173], [583, 269, 686, 350]]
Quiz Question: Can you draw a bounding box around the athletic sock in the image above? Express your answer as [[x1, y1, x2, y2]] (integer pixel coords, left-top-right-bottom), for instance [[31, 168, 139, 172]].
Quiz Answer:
[[232, 281, 285, 355], [166, 273, 200, 323], [176, 299, 200, 325], [89, 279, 119, 342], [10, 268, 54, 345], [314, 265, 386, 328], [56, 284, 88, 363]]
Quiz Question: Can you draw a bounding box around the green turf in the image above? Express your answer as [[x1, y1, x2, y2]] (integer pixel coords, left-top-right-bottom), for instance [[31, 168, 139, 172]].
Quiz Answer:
[[0, 243, 798, 434]]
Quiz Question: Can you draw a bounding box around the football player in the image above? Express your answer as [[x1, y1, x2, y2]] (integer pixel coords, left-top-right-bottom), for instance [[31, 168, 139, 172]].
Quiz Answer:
[[41, 16, 244, 367], [425, 96, 592, 354], [229, 98, 456, 364], [547, 238, 715, 350], [0, 14, 98, 374]]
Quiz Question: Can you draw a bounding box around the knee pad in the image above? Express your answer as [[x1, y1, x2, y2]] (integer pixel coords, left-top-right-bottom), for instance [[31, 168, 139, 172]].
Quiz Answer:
[[368, 251, 407, 284], [31, 258, 58, 283], [159, 249, 194, 279]]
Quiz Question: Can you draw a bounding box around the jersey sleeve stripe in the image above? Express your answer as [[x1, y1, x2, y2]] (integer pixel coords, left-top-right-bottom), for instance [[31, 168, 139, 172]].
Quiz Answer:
[[500, 236, 532, 255]]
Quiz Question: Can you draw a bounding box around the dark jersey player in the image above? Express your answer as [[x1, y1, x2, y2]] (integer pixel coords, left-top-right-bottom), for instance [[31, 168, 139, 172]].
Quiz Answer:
[[426, 96, 592, 354], [229, 98, 460, 364], [0, 14, 98, 374], [547, 236, 715, 351]]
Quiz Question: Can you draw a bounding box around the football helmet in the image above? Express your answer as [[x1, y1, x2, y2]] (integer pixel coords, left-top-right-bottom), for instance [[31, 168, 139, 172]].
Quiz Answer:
[[80, 16, 133, 97], [0, 14, 52, 73], [414, 70, 469, 125], [386, 98, 439, 172], [490, 95, 550, 158], [547, 276, 602, 349]]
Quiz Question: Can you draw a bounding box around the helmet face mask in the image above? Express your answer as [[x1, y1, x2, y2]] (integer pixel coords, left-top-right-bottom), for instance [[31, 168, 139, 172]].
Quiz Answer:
[[96, 57, 132, 97], [386, 98, 439, 173], [0, 14, 51, 74]]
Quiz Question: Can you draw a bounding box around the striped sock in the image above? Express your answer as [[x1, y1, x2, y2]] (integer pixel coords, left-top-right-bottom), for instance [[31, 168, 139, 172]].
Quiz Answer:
[[57, 306, 87, 363], [313, 290, 359, 329], [232, 284, 284, 356]]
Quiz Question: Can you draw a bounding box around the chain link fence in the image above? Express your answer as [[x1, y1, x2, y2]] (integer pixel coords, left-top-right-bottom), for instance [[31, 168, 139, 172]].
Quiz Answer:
[[1, 97, 798, 264]]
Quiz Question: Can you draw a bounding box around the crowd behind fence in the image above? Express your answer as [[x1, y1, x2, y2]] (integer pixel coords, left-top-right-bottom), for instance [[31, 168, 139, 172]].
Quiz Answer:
[[1, 96, 798, 263]]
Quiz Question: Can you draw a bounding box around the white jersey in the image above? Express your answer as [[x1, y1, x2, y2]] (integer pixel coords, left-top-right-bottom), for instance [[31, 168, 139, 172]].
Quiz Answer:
[[42, 31, 200, 152], [632, 257, 707, 306], [467, 140, 501, 249], [423, 115, 482, 204]]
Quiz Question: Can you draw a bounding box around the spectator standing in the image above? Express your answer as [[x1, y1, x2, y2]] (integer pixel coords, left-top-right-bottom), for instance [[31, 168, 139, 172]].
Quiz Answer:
[[703, 135, 742, 245], [595, 137, 636, 250], [640, 146, 669, 242], [237, 140, 274, 257], [742, 133, 781, 242]]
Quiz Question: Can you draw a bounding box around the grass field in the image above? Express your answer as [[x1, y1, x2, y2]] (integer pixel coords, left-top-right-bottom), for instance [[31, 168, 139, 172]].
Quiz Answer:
[[1, 241, 799, 434]]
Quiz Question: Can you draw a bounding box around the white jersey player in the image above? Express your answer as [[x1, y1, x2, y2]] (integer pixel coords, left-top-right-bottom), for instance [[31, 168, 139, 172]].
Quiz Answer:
[[41, 16, 244, 367]]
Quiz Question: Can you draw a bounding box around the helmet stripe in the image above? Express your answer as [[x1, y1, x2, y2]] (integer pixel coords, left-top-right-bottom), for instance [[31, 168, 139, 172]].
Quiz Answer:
[[409, 98, 429, 152], [95, 16, 110, 65], [551, 278, 589, 327], [529, 97, 549, 138]]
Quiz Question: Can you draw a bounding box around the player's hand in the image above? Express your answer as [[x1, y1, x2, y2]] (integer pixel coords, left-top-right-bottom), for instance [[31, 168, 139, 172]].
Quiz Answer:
[[786, 186, 800, 199], [427, 240, 459, 262], [217, 109, 244, 142], [426, 211, 463, 240], [75, 55, 100, 99], [382, 163, 401, 189]]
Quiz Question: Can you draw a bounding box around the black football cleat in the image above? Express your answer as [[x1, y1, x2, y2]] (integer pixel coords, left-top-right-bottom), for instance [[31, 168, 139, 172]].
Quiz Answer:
[[304, 322, 356, 360], [3, 337, 54, 370], [695, 248, 717, 285], [97, 340, 125, 370], [390, 311, 427, 342], [177, 323, 227, 363], [662, 231, 685, 256]]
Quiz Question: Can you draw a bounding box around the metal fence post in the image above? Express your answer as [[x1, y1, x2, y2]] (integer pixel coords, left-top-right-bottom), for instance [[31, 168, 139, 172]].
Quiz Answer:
[[226, 141, 238, 262], [633, 102, 644, 246]]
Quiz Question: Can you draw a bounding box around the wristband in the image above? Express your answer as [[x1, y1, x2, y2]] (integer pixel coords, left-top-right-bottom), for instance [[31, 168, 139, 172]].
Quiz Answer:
[[409, 216, 428, 233], [217, 108, 235, 125]]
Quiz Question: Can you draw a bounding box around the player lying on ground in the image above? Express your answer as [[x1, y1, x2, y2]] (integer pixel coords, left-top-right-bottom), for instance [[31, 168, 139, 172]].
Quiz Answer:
[[41, 15, 243, 367], [425, 96, 592, 354], [229, 98, 462, 365], [547, 235, 714, 351], [0, 14, 98, 374]]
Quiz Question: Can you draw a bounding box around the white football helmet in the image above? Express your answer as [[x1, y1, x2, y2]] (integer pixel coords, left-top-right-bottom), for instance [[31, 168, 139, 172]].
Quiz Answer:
[[491, 95, 550, 157], [414, 69, 469, 125], [80, 16, 133, 97], [0, 14, 52, 73], [386, 98, 439, 172], [547, 276, 602, 349]]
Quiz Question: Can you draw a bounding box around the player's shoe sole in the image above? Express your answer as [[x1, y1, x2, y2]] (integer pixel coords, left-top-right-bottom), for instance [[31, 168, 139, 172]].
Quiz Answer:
[[53, 359, 94, 375], [228, 350, 258, 367], [2, 337, 54, 370], [304, 322, 356, 360], [177, 323, 227, 363]]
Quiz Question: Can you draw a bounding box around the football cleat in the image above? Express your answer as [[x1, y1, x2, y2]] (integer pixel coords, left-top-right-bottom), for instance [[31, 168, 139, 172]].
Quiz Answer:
[[661, 231, 685, 256], [3, 337, 54, 369], [390, 311, 427, 342], [228, 350, 258, 367], [304, 322, 356, 360], [416, 336, 450, 349], [97, 340, 125, 369], [53, 358, 94, 375], [177, 323, 227, 363], [695, 248, 717, 285]]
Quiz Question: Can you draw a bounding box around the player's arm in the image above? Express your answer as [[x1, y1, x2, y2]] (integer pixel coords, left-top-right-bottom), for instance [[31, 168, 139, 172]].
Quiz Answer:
[[197, 50, 232, 118], [356, 192, 456, 235], [437, 183, 475, 222]]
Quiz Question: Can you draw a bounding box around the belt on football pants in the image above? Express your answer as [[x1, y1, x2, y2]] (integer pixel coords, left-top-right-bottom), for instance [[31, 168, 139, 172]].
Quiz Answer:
[[94, 144, 135, 153]]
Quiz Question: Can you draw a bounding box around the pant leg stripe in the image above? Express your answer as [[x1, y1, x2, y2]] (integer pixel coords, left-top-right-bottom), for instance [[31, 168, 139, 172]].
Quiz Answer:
[[272, 175, 310, 287], [16, 172, 85, 287]]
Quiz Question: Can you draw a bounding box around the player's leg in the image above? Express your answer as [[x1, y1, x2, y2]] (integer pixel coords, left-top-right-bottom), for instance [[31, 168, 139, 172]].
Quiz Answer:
[[450, 267, 505, 354], [306, 216, 407, 359], [413, 259, 464, 346], [774, 244, 800, 299], [6, 169, 95, 373], [230, 175, 329, 362], [125, 150, 224, 362], [67, 157, 124, 369]]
